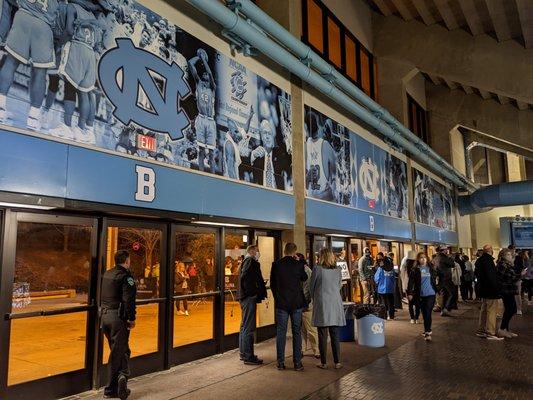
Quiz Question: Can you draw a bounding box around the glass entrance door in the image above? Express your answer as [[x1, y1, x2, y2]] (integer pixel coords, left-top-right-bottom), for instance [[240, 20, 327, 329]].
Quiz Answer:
[[169, 225, 220, 365], [101, 220, 166, 378], [1, 213, 98, 399]]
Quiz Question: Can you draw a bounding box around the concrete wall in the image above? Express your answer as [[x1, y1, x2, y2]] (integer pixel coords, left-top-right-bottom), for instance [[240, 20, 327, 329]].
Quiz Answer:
[[473, 206, 531, 250], [405, 72, 426, 109]]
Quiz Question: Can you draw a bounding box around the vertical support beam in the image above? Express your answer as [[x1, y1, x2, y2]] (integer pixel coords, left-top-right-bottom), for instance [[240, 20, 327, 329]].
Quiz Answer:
[[289, 0, 306, 252], [406, 158, 416, 247]]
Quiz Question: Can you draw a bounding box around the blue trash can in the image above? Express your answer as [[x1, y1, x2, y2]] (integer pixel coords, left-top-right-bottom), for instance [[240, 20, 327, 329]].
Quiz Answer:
[[357, 314, 385, 347], [339, 302, 356, 342]]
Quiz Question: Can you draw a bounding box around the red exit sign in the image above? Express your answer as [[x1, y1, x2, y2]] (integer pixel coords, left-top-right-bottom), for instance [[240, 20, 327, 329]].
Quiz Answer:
[[137, 134, 156, 151]]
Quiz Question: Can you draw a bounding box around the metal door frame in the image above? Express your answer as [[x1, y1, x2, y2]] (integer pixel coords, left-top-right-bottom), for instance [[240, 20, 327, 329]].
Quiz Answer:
[[0, 211, 99, 400]]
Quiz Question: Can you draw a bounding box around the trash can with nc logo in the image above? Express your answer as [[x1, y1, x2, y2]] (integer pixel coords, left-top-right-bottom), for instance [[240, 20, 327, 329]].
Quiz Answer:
[[354, 305, 386, 347]]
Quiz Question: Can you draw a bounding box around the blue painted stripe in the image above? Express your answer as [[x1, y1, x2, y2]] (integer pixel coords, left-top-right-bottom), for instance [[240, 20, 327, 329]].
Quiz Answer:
[[414, 223, 458, 245], [0, 130, 294, 224], [306, 198, 412, 240], [0, 130, 68, 198]]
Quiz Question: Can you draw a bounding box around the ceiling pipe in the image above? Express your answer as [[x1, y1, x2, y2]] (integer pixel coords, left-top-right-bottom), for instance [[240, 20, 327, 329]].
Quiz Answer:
[[185, 0, 476, 191], [224, 0, 476, 192], [458, 180, 533, 215]]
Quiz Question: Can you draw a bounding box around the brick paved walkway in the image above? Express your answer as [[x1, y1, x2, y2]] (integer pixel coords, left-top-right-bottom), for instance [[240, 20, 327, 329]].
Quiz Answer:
[[303, 304, 533, 400]]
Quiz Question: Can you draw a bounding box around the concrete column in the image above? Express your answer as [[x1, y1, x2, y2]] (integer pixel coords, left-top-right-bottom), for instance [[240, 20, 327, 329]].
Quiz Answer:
[[289, 0, 307, 251]]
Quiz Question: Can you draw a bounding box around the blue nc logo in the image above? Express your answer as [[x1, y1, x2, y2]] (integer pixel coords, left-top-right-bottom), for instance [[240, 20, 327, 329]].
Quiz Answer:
[[98, 38, 191, 140], [230, 70, 247, 101]]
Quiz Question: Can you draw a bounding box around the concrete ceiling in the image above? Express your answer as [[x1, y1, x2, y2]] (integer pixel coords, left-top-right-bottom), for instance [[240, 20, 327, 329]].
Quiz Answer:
[[422, 72, 532, 110], [366, 0, 533, 48]]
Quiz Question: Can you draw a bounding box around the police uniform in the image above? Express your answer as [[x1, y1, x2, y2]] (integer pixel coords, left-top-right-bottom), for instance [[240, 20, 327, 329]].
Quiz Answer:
[[58, 3, 98, 92], [5, 0, 58, 68], [100, 264, 137, 398]]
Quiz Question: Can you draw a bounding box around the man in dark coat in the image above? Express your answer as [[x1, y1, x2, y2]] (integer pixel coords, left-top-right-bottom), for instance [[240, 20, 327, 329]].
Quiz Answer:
[[238, 245, 267, 364], [270, 243, 308, 371], [475, 244, 503, 340], [434, 245, 455, 316]]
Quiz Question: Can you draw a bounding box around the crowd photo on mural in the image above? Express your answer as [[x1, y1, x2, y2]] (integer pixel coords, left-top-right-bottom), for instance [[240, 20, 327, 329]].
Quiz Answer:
[[413, 168, 455, 230], [304, 105, 409, 220], [0, 0, 293, 192]]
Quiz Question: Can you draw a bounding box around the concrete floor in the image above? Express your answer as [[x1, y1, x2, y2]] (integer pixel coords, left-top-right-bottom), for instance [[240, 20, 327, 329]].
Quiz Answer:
[[63, 303, 488, 400]]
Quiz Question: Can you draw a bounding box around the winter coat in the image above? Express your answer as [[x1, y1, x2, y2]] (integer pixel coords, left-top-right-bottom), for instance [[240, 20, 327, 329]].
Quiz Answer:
[[310, 265, 346, 327], [270, 256, 308, 312], [496, 260, 519, 296], [374, 262, 396, 294], [238, 256, 267, 301], [475, 252, 501, 299], [358, 255, 374, 281], [407, 265, 438, 299]]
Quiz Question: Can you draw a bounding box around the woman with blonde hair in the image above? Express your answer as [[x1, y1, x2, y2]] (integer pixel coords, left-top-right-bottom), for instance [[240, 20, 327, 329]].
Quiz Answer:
[[310, 248, 345, 369]]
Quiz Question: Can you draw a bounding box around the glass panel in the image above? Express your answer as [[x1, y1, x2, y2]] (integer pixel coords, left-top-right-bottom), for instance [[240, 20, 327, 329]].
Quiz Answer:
[[327, 17, 341, 68], [105, 226, 162, 358], [345, 36, 357, 81], [8, 312, 87, 385], [103, 304, 159, 360], [332, 239, 349, 301], [360, 48, 371, 96], [313, 236, 327, 265], [307, 0, 323, 53], [106, 227, 162, 298], [173, 231, 215, 346], [224, 230, 248, 335], [256, 236, 275, 327], [12, 222, 92, 313]]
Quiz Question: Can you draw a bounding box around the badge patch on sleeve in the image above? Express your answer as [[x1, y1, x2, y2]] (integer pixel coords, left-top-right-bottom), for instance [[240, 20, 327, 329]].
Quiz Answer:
[[127, 277, 135, 286]]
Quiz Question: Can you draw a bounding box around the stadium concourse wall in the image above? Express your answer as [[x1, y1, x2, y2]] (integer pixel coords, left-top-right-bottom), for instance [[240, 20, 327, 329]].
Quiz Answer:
[[0, 0, 459, 245]]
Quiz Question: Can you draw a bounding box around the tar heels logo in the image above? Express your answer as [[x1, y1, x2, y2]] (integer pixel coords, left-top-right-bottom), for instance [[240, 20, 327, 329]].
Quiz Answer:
[[230, 70, 247, 101], [98, 38, 191, 140], [371, 322, 383, 334], [359, 157, 380, 202]]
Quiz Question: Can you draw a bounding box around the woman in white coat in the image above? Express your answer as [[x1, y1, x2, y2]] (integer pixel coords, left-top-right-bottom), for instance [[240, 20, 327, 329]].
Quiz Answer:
[[310, 248, 346, 369]]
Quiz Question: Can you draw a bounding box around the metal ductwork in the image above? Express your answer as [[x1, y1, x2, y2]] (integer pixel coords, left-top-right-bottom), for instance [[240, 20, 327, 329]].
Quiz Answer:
[[193, 0, 476, 192], [458, 180, 533, 215]]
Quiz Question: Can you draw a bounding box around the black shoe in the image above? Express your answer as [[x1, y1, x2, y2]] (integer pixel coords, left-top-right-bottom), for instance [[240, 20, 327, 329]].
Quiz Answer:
[[294, 363, 304, 371], [104, 389, 130, 399], [277, 362, 286, 370], [117, 375, 129, 400], [244, 357, 263, 365]]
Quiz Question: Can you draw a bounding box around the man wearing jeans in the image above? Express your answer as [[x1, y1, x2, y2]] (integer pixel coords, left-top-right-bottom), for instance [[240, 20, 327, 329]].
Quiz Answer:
[[475, 244, 503, 340], [270, 243, 308, 371], [238, 245, 267, 364]]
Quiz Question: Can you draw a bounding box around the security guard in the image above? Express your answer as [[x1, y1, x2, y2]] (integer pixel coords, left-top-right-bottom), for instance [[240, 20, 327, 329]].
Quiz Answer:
[[101, 250, 137, 399]]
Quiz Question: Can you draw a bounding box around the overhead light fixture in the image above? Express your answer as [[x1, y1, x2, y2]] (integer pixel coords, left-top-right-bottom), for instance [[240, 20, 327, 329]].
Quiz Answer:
[[326, 234, 353, 238], [192, 221, 248, 228], [0, 202, 56, 210]]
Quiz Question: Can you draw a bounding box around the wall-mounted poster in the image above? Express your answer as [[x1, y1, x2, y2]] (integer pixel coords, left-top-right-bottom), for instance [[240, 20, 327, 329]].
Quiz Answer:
[[304, 105, 408, 220], [0, 0, 292, 192], [413, 169, 456, 230]]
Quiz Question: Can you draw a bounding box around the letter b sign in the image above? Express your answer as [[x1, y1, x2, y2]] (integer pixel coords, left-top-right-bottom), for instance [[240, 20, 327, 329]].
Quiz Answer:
[[135, 165, 156, 202]]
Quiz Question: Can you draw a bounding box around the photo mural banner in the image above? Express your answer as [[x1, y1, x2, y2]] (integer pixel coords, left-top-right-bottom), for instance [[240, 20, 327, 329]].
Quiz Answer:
[[0, 0, 293, 192], [304, 105, 409, 219], [413, 169, 456, 231]]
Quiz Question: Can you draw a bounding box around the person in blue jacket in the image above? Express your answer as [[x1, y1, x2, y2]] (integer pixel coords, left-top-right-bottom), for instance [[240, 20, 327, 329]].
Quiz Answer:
[[374, 253, 396, 320]]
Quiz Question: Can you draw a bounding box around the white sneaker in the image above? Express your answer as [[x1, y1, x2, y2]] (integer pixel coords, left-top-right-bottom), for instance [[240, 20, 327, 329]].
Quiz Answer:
[[410, 319, 415, 324], [498, 329, 512, 338], [27, 115, 40, 131], [177, 310, 185, 315], [185, 310, 189, 316], [516, 310, 522, 316], [415, 319, 419, 324], [507, 330, 518, 338], [41, 109, 52, 130], [486, 334, 504, 341]]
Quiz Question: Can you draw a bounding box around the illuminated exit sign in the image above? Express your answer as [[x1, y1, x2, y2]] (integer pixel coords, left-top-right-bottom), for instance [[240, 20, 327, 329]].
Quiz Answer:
[[137, 134, 156, 152]]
